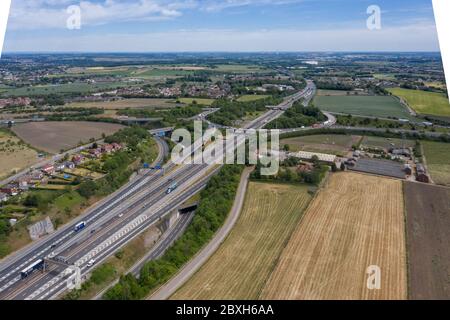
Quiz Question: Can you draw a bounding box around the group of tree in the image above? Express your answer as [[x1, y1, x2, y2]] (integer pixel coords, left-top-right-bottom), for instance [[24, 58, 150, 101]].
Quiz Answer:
[[265, 102, 326, 129], [208, 96, 283, 126]]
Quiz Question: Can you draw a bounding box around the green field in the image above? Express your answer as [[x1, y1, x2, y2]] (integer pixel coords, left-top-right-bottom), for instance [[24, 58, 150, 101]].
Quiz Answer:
[[0, 82, 130, 97], [281, 134, 360, 156], [422, 141, 450, 186], [177, 98, 215, 105], [212, 64, 270, 73], [361, 136, 415, 150], [314, 95, 413, 119], [388, 88, 450, 117], [237, 95, 270, 102], [54, 191, 85, 212]]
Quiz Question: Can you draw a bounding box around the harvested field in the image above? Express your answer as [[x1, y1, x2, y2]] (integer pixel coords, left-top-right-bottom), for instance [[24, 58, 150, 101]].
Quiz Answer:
[[404, 182, 450, 299], [261, 172, 407, 300], [66, 98, 179, 110], [12, 121, 124, 154], [0, 130, 39, 180], [281, 134, 360, 156], [172, 182, 312, 300]]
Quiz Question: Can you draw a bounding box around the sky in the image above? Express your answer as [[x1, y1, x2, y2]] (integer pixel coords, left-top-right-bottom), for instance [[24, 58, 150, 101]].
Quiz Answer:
[[3, 0, 441, 52]]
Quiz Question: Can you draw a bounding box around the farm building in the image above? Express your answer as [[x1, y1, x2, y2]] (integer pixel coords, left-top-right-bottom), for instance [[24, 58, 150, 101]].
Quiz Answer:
[[404, 164, 413, 176], [416, 164, 430, 183], [390, 148, 411, 158], [292, 151, 337, 164]]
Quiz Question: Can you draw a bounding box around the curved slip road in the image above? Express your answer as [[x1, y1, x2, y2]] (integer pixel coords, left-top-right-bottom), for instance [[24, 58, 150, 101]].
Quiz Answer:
[[148, 166, 253, 300]]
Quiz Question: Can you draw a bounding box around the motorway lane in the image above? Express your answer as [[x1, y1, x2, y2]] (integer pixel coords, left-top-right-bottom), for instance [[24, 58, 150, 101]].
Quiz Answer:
[[3, 85, 312, 300], [0, 164, 207, 300], [28, 167, 217, 300], [93, 211, 195, 300], [150, 166, 253, 300], [0, 137, 169, 292]]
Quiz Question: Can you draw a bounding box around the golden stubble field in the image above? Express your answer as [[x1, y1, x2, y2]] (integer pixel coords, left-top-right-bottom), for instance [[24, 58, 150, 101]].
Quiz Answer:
[[0, 131, 39, 180], [261, 172, 407, 300], [171, 182, 312, 300]]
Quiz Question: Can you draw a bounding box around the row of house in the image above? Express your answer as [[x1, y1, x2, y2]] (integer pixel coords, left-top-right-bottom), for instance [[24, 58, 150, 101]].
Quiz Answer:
[[0, 143, 123, 201]]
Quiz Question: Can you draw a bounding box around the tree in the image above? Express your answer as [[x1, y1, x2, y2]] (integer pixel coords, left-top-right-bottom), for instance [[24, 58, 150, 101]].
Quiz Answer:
[[340, 162, 346, 171], [331, 162, 338, 172], [283, 144, 290, 152], [24, 194, 41, 207], [78, 180, 97, 198]]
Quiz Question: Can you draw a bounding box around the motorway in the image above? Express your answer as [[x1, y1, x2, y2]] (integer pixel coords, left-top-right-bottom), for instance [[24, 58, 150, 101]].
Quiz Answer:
[[150, 166, 253, 300], [0, 82, 314, 300]]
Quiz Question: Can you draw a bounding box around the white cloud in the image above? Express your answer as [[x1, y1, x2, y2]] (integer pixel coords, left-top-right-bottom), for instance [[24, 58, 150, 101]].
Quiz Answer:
[[4, 23, 439, 52], [8, 0, 191, 30]]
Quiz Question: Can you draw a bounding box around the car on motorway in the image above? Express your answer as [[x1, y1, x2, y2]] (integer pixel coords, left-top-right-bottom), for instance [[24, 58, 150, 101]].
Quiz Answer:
[[87, 259, 96, 267], [118, 213, 124, 218], [166, 182, 178, 194]]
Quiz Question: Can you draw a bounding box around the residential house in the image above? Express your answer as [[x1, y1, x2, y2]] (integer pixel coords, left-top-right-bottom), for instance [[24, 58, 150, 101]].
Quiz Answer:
[[89, 148, 102, 158], [41, 164, 55, 175], [101, 144, 114, 154], [0, 192, 9, 203], [64, 161, 76, 169], [30, 170, 44, 181], [111, 143, 122, 151], [55, 163, 66, 172], [16, 175, 32, 190], [72, 155, 84, 165], [0, 185, 20, 196]]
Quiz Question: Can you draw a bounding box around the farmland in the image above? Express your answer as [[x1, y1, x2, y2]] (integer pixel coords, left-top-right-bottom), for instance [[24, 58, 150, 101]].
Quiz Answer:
[[65, 99, 180, 110], [316, 89, 368, 96], [0, 82, 130, 97], [314, 95, 412, 119], [0, 129, 40, 180], [177, 98, 215, 106], [422, 141, 450, 186], [388, 88, 450, 117], [12, 121, 124, 154], [281, 134, 361, 156], [404, 182, 450, 300], [261, 172, 407, 300], [236, 95, 270, 102], [171, 182, 312, 300], [361, 136, 416, 150]]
